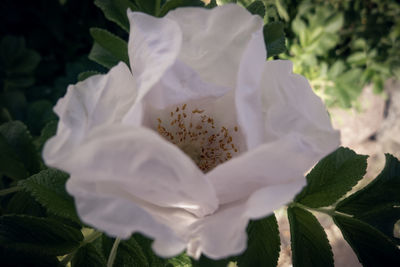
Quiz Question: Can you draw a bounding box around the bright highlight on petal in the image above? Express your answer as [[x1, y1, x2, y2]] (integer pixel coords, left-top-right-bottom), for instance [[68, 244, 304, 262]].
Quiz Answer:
[[43, 4, 340, 260]]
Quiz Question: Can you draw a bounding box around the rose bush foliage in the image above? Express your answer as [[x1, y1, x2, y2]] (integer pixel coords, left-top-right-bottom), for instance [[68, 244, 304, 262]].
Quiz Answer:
[[43, 4, 339, 259]]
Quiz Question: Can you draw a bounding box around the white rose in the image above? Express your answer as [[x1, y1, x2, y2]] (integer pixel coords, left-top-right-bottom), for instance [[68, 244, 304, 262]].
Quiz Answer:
[[43, 4, 339, 260]]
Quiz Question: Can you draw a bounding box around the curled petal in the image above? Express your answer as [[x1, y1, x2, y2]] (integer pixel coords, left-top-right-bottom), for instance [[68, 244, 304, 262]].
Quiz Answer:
[[261, 60, 340, 154], [126, 10, 182, 108], [207, 133, 316, 204], [184, 179, 306, 259], [43, 62, 136, 167], [63, 124, 218, 217], [67, 179, 187, 257]]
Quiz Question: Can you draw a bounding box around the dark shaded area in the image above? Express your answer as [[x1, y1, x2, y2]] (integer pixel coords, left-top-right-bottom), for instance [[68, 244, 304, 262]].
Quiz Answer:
[[0, 0, 126, 133]]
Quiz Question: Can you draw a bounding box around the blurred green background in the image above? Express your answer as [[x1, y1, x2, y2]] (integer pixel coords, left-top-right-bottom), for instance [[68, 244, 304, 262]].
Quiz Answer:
[[1, 0, 400, 138]]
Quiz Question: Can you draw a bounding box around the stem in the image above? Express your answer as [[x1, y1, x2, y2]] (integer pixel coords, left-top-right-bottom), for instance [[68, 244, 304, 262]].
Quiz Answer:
[[291, 202, 352, 218], [107, 238, 121, 267], [83, 230, 102, 245], [61, 230, 102, 266], [0, 186, 20, 196], [60, 252, 75, 266], [155, 0, 161, 16]]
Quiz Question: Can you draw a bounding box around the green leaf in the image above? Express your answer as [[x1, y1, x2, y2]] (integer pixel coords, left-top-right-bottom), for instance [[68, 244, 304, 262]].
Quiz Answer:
[[0, 90, 27, 120], [72, 243, 107, 267], [35, 120, 57, 152], [0, 121, 41, 176], [264, 22, 286, 57], [191, 256, 231, 267], [26, 100, 57, 135], [18, 169, 80, 223], [246, 1, 265, 18], [236, 215, 280, 267], [89, 42, 120, 69], [0, 134, 27, 180], [0, 215, 83, 255], [78, 71, 101, 82], [288, 206, 334, 267], [336, 154, 400, 243], [324, 13, 344, 33], [133, 234, 166, 267], [333, 214, 400, 267], [295, 147, 368, 208], [94, 0, 138, 32], [158, 0, 204, 17], [166, 253, 191, 267], [205, 0, 217, 9], [135, 0, 157, 15], [0, 36, 40, 74], [90, 28, 129, 66], [102, 235, 149, 267], [6, 191, 46, 217]]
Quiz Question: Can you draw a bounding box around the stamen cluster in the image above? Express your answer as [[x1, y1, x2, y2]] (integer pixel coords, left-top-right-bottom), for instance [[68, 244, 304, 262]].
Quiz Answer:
[[157, 104, 239, 172]]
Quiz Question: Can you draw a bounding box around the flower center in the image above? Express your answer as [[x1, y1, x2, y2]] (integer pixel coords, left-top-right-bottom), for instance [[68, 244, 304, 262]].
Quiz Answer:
[[157, 104, 239, 172]]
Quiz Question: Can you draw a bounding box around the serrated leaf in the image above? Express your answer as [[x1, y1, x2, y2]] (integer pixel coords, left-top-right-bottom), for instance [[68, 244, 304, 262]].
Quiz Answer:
[[236, 215, 280, 267], [0, 121, 41, 176], [264, 22, 286, 57], [295, 147, 368, 208], [18, 169, 80, 223], [336, 154, 400, 243], [6, 191, 46, 217], [288, 206, 334, 267], [72, 243, 107, 267], [89, 42, 120, 69], [158, 0, 204, 17], [333, 214, 400, 267], [0, 215, 83, 255], [94, 0, 138, 32], [90, 28, 129, 66], [78, 70, 101, 82], [103, 235, 149, 267], [246, 1, 265, 18], [166, 253, 191, 267]]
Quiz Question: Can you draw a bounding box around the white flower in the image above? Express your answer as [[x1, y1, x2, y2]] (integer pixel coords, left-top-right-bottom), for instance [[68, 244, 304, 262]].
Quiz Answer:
[[43, 4, 339, 260]]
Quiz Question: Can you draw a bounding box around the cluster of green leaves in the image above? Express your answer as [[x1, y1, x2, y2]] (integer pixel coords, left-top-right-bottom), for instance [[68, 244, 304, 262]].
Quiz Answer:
[[239, 0, 400, 108]]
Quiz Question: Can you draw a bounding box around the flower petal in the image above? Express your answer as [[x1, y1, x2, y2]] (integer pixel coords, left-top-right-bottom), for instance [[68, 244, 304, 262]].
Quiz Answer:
[[63, 124, 218, 217], [125, 10, 182, 111], [187, 201, 249, 259], [143, 60, 231, 109], [208, 60, 339, 205], [185, 179, 306, 260], [166, 4, 264, 89], [235, 28, 266, 149], [207, 133, 316, 204], [43, 62, 136, 167], [261, 60, 340, 154], [67, 178, 188, 257]]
